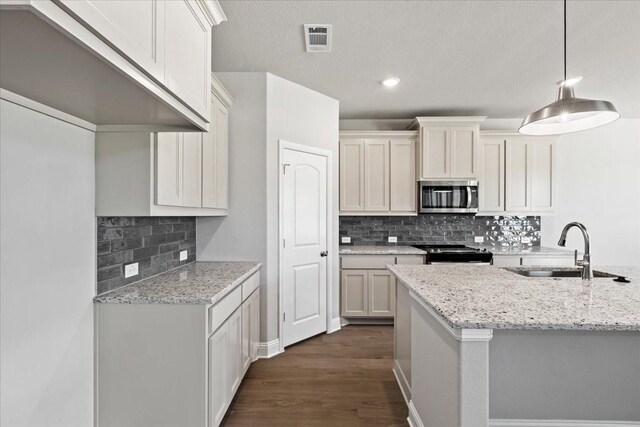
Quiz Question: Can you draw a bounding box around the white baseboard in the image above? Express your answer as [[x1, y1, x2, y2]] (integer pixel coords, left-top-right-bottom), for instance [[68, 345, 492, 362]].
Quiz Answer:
[[327, 317, 341, 334], [407, 400, 424, 427], [257, 339, 282, 359], [392, 360, 410, 406], [489, 419, 640, 427]]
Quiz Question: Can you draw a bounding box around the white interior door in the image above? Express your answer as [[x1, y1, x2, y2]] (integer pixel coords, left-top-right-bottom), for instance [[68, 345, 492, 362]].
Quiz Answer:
[[281, 146, 328, 347]]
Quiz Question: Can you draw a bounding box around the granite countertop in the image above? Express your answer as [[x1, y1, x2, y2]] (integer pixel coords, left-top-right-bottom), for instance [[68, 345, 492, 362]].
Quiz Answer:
[[472, 245, 576, 256], [94, 261, 262, 304], [339, 245, 427, 255], [387, 264, 640, 331]]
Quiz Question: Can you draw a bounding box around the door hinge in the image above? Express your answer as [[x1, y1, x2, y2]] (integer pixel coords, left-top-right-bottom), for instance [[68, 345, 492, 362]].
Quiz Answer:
[[283, 312, 286, 322], [283, 238, 286, 248]]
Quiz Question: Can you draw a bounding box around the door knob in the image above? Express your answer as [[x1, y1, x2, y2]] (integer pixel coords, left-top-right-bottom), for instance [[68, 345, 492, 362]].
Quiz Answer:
[[320, 251, 328, 257]]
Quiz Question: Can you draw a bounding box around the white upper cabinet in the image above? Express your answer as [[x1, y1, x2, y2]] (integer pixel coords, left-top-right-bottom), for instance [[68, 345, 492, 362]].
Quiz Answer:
[[390, 139, 417, 212], [58, 0, 166, 82], [411, 117, 485, 180], [339, 140, 366, 211], [478, 137, 505, 212], [1, 0, 225, 130], [164, 0, 211, 120], [364, 140, 390, 211], [340, 132, 417, 215], [95, 74, 232, 217], [202, 92, 230, 209], [479, 132, 556, 215]]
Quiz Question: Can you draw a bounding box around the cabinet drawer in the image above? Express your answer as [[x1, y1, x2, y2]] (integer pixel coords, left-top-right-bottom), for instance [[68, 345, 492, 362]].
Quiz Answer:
[[341, 255, 395, 269], [395, 255, 425, 265], [242, 272, 260, 301], [208, 286, 242, 335]]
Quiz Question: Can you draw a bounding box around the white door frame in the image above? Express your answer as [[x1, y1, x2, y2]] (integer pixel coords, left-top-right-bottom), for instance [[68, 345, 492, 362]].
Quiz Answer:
[[278, 139, 333, 354]]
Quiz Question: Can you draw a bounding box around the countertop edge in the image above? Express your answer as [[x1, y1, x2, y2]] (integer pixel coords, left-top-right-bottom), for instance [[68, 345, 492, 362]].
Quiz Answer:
[[93, 262, 263, 305]]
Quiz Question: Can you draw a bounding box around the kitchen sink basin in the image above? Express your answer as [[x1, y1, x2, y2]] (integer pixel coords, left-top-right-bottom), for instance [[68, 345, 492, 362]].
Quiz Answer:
[[506, 268, 618, 278]]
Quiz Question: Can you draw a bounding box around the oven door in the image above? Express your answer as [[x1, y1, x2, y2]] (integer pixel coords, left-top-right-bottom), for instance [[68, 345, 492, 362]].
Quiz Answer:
[[419, 180, 479, 213]]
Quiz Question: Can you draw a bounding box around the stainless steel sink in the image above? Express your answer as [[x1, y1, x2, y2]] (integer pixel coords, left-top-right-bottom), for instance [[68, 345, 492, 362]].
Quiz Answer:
[[506, 268, 618, 278]]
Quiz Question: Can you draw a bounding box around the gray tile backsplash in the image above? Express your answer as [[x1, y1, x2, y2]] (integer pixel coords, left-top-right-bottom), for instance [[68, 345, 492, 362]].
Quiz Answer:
[[97, 217, 196, 294], [339, 215, 541, 247]]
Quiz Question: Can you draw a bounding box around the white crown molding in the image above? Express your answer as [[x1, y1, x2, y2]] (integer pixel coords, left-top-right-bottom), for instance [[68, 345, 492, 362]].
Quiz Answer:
[[408, 116, 488, 129], [196, 0, 227, 26], [0, 88, 97, 132], [339, 130, 418, 139], [408, 288, 493, 342], [211, 73, 234, 107], [489, 419, 640, 427], [257, 339, 282, 359]]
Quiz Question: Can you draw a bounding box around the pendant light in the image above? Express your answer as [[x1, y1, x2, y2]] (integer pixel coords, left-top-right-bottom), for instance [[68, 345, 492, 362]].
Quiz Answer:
[[519, 0, 619, 135]]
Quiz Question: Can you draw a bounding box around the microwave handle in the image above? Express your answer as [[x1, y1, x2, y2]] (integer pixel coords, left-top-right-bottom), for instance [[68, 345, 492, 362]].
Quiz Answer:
[[466, 186, 472, 208]]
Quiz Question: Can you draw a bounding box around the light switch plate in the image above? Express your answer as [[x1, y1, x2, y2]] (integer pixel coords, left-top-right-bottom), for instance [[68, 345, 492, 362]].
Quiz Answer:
[[521, 236, 532, 244], [388, 236, 398, 243], [341, 236, 351, 244], [474, 236, 485, 243], [124, 262, 138, 278], [179, 250, 188, 261]]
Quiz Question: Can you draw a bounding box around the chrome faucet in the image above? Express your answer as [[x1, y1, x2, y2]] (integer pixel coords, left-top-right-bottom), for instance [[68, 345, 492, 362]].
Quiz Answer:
[[557, 222, 592, 280]]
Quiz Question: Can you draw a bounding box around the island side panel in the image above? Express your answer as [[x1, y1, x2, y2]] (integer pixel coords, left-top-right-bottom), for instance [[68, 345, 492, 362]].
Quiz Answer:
[[489, 329, 640, 422], [394, 281, 412, 403], [410, 296, 490, 427], [96, 304, 208, 427]]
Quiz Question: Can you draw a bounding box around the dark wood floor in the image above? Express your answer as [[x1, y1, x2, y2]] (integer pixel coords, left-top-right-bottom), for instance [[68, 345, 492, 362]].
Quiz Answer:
[[222, 325, 409, 427]]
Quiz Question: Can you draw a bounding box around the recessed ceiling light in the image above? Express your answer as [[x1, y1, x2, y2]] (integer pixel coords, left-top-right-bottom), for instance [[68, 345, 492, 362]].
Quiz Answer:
[[382, 77, 400, 88]]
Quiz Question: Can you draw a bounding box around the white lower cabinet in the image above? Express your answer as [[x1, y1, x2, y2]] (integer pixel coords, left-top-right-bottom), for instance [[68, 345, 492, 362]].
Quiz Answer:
[[96, 272, 261, 427], [340, 254, 425, 319]]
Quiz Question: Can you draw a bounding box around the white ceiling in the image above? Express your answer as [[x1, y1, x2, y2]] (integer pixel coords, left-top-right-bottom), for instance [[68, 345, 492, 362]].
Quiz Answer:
[[211, 0, 640, 120]]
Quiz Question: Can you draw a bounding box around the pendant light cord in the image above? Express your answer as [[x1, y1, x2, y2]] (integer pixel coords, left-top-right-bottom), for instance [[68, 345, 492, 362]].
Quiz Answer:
[[564, 0, 567, 82]]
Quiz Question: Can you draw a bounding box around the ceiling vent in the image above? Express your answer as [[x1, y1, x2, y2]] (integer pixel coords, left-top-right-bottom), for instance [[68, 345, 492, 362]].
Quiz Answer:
[[304, 24, 332, 53]]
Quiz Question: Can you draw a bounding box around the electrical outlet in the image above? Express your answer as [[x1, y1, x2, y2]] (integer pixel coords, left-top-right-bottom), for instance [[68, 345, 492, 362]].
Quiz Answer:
[[521, 236, 532, 244], [388, 236, 398, 243], [124, 262, 138, 278], [474, 236, 485, 243], [179, 250, 188, 261], [341, 236, 351, 244]]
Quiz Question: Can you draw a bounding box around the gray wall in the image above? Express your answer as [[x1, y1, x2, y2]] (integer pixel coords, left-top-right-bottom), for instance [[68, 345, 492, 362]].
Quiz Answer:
[[97, 217, 196, 294], [1, 99, 95, 426], [340, 215, 541, 247]]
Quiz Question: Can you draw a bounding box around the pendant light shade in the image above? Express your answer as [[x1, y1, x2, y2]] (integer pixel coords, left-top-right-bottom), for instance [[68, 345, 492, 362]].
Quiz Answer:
[[519, 85, 620, 135], [519, 0, 619, 135]]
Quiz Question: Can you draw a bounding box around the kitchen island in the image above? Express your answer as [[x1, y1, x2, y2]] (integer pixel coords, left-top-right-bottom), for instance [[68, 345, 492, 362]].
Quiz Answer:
[[388, 264, 640, 427]]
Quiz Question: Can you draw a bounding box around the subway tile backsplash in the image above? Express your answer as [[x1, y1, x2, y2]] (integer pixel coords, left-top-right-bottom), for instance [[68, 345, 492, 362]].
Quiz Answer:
[[339, 215, 541, 247], [96, 217, 196, 295]]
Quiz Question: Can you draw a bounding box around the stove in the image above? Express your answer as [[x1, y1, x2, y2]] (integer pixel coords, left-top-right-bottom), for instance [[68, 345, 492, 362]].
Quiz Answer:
[[412, 244, 493, 264]]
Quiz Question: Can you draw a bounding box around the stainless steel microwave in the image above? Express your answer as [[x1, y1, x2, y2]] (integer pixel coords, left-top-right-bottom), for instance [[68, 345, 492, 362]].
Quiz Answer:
[[419, 180, 479, 213]]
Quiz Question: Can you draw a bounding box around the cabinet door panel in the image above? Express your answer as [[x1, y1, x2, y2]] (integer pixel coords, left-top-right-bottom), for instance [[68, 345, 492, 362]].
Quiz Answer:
[[390, 140, 416, 212], [208, 324, 227, 427], [227, 308, 242, 395], [451, 126, 478, 178], [182, 133, 202, 207], [421, 127, 449, 178], [339, 140, 365, 211], [479, 138, 505, 212], [249, 289, 260, 360], [505, 138, 531, 211], [59, 0, 165, 82], [340, 270, 368, 317], [241, 299, 251, 375], [164, 0, 211, 119], [531, 138, 554, 212], [364, 140, 390, 211], [214, 99, 229, 209], [368, 271, 395, 317], [155, 133, 183, 207]]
